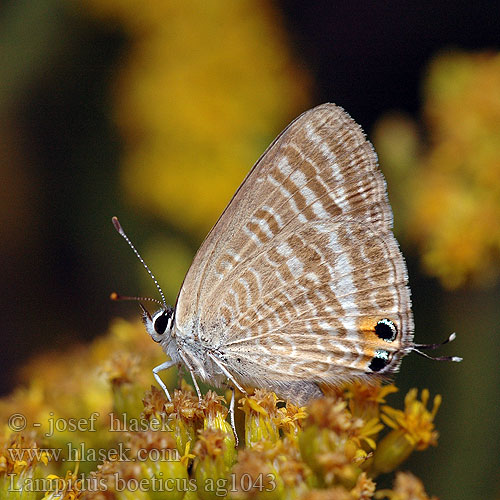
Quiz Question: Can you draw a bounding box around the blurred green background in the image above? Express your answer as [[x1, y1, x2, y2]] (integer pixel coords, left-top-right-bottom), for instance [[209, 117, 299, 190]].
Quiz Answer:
[[1, 1, 499, 498]]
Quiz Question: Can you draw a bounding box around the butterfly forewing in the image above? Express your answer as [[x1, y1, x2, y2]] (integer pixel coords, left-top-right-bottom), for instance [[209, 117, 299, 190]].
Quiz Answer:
[[174, 103, 413, 394]]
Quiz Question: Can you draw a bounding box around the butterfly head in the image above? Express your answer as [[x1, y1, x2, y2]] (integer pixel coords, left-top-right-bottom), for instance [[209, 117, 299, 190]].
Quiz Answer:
[[143, 305, 175, 344]]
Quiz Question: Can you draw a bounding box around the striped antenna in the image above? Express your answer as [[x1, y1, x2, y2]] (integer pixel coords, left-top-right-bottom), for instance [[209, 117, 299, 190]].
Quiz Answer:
[[112, 217, 167, 309]]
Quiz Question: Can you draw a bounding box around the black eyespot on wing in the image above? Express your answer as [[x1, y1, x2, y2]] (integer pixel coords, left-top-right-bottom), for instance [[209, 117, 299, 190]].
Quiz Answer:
[[375, 318, 397, 342], [154, 311, 169, 335], [368, 350, 390, 372]]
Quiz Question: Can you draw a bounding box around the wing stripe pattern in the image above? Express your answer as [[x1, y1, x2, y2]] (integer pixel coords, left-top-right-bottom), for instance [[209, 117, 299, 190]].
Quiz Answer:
[[173, 103, 413, 396]]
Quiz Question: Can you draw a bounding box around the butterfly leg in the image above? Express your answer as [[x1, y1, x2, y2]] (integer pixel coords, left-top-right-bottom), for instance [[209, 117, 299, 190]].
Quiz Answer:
[[189, 370, 203, 402], [208, 353, 247, 395], [229, 386, 238, 447], [176, 362, 183, 388], [178, 350, 203, 402], [152, 360, 177, 401]]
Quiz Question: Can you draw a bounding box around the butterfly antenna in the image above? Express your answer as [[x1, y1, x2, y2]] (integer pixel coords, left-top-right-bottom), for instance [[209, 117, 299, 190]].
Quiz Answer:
[[110, 293, 154, 322], [412, 333, 462, 362], [112, 217, 167, 309], [110, 292, 163, 308]]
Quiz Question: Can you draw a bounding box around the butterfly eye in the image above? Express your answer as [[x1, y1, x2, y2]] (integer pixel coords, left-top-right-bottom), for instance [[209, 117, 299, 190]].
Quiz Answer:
[[153, 311, 170, 335], [375, 318, 397, 342], [368, 349, 391, 372]]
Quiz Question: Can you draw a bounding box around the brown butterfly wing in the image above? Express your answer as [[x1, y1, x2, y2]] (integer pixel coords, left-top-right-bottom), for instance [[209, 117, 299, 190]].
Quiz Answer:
[[218, 220, 412, 386], [173, 103, 412, 394]]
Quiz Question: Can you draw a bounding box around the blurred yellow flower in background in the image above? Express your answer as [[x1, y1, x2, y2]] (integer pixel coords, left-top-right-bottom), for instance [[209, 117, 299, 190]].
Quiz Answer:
[[374, 50, 500, 289], [82, 0, 311, 238], [78, 0, 311, 305]]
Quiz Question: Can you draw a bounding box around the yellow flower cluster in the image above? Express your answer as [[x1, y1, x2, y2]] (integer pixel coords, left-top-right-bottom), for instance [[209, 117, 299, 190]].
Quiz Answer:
[[374, 50, 500, 289], [1, 320, 441, 500]]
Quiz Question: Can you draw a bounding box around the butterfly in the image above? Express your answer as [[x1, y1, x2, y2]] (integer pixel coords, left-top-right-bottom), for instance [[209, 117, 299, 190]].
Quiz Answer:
[[113, 103, 460, 423]]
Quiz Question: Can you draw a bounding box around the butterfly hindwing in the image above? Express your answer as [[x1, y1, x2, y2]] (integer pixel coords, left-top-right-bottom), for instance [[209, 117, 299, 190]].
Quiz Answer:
[[212, 220, 412, 384]]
